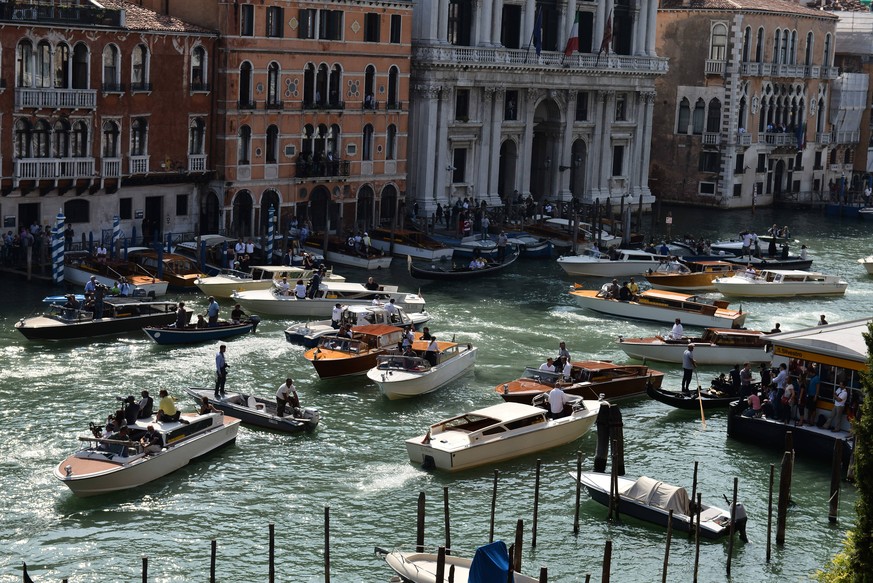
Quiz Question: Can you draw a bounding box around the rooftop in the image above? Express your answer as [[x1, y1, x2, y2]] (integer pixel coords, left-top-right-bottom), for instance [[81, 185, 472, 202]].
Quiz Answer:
[[660, 0, 839, 19]]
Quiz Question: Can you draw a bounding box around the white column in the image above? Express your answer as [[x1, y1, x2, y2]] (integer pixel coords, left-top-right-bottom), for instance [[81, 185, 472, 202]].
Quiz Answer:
[[599, 92, 614, 203], [566, 0, 577, 50], [480, 0, 493, 46], [639, 91, 655, 198], [435, 88, 450, 204], [636, 0, 648, 56], [558, 5, 568, 52], [588, 91, 604, 201], [647, 0, 658, 55], [559, 92, 576, 200], [520, 90, 537, 198], [438, 0, 450, 44], [524, 0, 536, 48], [478, 88, 495, 199], [630, 3, 640, 56], [492, 0, 504, 47], [629, 94, 644, 198], [489, 88, 505, 200], [594, 0, 606, 52]]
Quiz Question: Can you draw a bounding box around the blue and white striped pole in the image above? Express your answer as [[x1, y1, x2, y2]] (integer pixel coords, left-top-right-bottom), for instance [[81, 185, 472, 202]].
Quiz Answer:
[[266, 205, 275, 265], [52, 210, 65, 284], [111, 215, 120, 259]]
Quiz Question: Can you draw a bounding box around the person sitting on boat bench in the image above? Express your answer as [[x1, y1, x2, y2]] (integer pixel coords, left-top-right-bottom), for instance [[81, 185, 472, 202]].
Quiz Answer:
[[199, 396, 218, 415], [124, 395, 140, 425], [606, 279, 620, 299], [140, 425, 162, 454], [539, 357, 556, 373], [138, 390, 154, 419], [294, 279, 307, 299], [156, 389, 187, 424], [277, 277, 291, 296], [742, 392, 763, 418], [231, 303, 246, 324], [547, 385, 571, 419], [618, 281, 632, 302], [668, 318, 684, 340], [175, 302, 188, 328]]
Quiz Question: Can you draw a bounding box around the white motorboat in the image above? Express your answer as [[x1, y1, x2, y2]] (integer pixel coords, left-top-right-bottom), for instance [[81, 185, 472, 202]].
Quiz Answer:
[[367, 339, 477, 400], [284, 303, 431, 347], [365, 227, 454, 261], [712, 269, 848, 297], [405, 396, 599, 472], [300, 244, 393, 270], [618, 328, 771, 365], [570, 285, 747, 328], [859, 207, 873, 221], [644, 260, 741, 292], [194, 265, 344, 299], [54, 411, 240, 497], [858, 255, 873, 275], [232, 281, 426, 318], [557, 248, 668, 277], [376, 541, 540, 583], [575, 471, 748, 541]]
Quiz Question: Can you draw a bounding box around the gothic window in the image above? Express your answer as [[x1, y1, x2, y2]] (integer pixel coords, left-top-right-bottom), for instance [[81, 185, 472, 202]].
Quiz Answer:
[[238, 125, 251, 165], [677, 98, 690, 134], [102, 120, 119, 158], [709, 23, 727, 60], [692, 99, 705, 135], [189, 118, 205, 155]]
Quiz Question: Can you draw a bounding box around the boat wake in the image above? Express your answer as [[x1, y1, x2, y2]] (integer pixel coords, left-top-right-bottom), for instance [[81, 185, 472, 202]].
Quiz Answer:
[[353, 463, 423, 493]]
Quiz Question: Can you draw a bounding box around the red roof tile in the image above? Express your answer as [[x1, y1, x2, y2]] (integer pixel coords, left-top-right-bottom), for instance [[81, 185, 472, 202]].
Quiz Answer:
[[100, 0, 216, 34], [661, 0, 838, 19]]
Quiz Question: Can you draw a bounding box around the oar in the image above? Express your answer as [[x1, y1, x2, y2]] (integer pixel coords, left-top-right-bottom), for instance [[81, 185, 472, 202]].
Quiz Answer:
[[695, 369, 707, 430]]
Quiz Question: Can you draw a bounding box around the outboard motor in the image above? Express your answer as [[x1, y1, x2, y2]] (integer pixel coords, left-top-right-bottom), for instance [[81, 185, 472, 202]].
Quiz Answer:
[[731, 502, 749, 543], [296, 406, 320, 429], [249, 314, 261, 333]]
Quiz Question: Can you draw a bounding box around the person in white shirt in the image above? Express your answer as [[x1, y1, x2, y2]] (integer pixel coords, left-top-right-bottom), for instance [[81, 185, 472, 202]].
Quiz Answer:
[[234, 241, 245, 259], [562, 359, 573, 381], [275, 378, 299, 418], [425, 337, 439, 366], [539, 357, 556, 372], [95, 244, 108, 263], [331, 303, 344, 328], [277, 277, 291, 296], [84, 275, 97, 293], [828, 383, 848, 432], [119, 278, 133, 297], [548, 386, 570, 419], [669, 318, 684, 340], [293, 279, 307, 299], [384, 298, 398, 319], [245, 239, 255, 254]]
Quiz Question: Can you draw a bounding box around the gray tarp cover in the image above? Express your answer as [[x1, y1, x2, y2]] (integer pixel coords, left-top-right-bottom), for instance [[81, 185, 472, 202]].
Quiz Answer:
[[624, 476, 691, 516]]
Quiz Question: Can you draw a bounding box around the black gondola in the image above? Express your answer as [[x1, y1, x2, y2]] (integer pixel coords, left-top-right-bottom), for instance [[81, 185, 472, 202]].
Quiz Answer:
[[646, 382, 739, 410], [407, 245, 519, 280]]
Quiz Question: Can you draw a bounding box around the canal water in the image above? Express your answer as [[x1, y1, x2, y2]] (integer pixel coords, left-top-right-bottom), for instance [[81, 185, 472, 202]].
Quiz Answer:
[[0, 206, 868, 582]]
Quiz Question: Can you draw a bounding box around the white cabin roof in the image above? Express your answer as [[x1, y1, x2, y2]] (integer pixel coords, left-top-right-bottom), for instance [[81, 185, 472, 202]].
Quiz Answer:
[[768, 318, 872, 365]]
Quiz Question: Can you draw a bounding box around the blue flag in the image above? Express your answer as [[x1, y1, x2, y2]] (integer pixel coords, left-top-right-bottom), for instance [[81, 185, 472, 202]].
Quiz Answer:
[[533, 6, 543, 55]]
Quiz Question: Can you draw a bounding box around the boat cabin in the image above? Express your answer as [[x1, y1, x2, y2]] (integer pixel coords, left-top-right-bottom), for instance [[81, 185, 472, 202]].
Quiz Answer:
[[127, 250, 203, 278], [428, 405, 549, 440], [316, 324, 404, 354], [375, 354, 433, 372], [700, 328, 767, 347], [634, 289, 732, 315]]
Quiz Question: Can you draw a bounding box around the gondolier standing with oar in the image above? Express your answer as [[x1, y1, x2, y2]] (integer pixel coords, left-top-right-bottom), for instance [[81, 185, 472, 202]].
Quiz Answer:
[[681, 344, 696, 394]]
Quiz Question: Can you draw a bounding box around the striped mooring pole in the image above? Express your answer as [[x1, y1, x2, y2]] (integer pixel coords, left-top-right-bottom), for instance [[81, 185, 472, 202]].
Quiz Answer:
[[266, 205, 275, 265], [111, 215, 121, 258], [52, 210, 65, 284]]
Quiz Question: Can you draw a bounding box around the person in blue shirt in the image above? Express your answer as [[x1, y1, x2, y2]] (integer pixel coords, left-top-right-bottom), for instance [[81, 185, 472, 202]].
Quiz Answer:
[[207, 296, 220, 326]]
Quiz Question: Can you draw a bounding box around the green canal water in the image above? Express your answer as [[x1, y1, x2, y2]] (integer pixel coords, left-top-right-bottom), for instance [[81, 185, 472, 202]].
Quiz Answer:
[[0, 206, 869, 582]]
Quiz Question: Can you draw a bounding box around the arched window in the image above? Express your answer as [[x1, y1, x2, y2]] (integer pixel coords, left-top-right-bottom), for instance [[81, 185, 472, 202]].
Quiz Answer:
[[189, 118, 205, 155], [742, 27, 751, 62], [804, 33, 814, 67], [303, 63, 315, 106], [386, 124, 397, 160], [755, 27, 764, 63], [34, 120, 50, 158], [706, 99, 721, 133], [131, 44, 149, 90], [692, 99, 705, 135], [315, 124, 328, 157], [302, 124, 314, 155], [191, 45, 207, 90], [102, 44, 120, 90], [131, 118, 148, 156], [54, 43, 70, 88], [387, 66, 399, 108], [823, 34, 832, 67], [738, 97, 747, 131], [364, 65, 376, 104], [15, 119, 32, 158], [676, 98, 690, 134], [316, 64, 328, 105], [780, 30, 789, 65], [362, 124, 374, 161], [36, 41, 51, 88], [72, 43, 89, 89], [72, 121, 88, 157], [238, 125, 251, 165], [328, 64, 341, 106], [789, 30, 797, 65], [266, 124, 279, 163], [239, 62, 253, 107], [102, 120, 119, 158], [709, 23, 727, 60], [54, 120, 71, 158], [773, 29, 781, 64], [16, 40, 33, 87], [267, 62, 280, 106], [327, 124, 341, 156]]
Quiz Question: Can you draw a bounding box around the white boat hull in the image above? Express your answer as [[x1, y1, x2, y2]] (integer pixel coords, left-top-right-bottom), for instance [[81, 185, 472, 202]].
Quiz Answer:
[[859, 256, 873, 275], [557, 258, 663, 278], [713, 280, 848, 297], [368, 239, 454, 261], [302, 245, 394, 270], [195, 276, 275, 298], [64, 264, 169, 297], [381, 550, 539, 583], [619, 340, 770, 365], [573, 294, 745, 328], [54, 418, 240, 496], [233, 289, 426, 318], [406, 404, 598, 472], [369, 347, 478, 400]]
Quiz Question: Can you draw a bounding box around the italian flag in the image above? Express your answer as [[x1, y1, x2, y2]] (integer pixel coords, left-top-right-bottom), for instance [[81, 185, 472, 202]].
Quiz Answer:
[[564, 12, 580, 57]]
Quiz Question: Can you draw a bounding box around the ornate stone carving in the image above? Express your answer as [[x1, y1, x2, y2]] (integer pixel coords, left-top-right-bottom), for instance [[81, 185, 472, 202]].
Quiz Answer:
[[483, 87, 496, 102], [751, 95, 759, 115], [810, 99, 817, 116], [414, 84, 442, 99], [640, 90, 656, 104], [528, 88, 545, 104]]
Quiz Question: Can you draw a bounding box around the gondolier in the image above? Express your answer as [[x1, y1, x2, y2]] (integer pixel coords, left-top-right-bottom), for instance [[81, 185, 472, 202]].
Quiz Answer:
[[681, 345, 696, 393]]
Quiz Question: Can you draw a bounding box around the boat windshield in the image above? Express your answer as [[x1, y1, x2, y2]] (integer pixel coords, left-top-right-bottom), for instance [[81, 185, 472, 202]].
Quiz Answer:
[[521, 367, 562, 386], [47, 305, 94, 322], [376, 355, 432, 372], [317, 336, 364, 353]]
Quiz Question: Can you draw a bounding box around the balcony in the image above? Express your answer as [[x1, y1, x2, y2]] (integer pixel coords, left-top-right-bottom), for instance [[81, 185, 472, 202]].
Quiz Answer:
[[191, 81, 210, 92], [0, 2, 123, 26], [188, 154, 207, 172], [816, 132, 832, 144], [363, 99, 379, 111], [736, 133, 752, 146], [15, 88, 97, 110], [385, 100, 403, 111], [265, 101, 284, 110], [833, 130, 860, 144], [760, 133, 796, 147], [130, 82, 153, 92], [14, 157, 95, 184], [129, 155, 150, 174], [101, 158, 121, 178], [302, 100, 345, 111], [294, 159, 350, 178], [702, 132, 721, 145], [738, 61, 835, 80], [704, 60, 725, 75], [413, 45, 668, 75], [102, 82, 125, 93], [237, 100, 256, 110]]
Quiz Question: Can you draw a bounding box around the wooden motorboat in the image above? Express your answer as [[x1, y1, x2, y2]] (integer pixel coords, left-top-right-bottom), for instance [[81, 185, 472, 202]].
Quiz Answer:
[[232, 280, 426, 318], [505, 234, 553, 257], [575, 471, 747, 540], [857, 255, 873, 275], [405, 396, 599, 471], [618, 328, 770, 365], [16, 298, 182, 341], [713, 269, 848, 297], [407, 246, 519, 280], [496, 360, 664, 404], [367, 339, 478, 400], [646, 383, 741, 410], [365, 227, 454, 261], [64, 251, 169, 297], [194, 265, 344, 299], [523, 217, 619, 251], [304, 324, 406, 378], [570, 285, 747, 328], [428, 233, 501, 259], [645, 260, 741, 292], [184, 387, 319, 433], [54, 411, 239, 497], [126, 248, 206, 289], [143, 317, 260, 345], [376, 540, 540, 583], [557, 248, 668, 278], [172, 234, 238, 275], [284, 304, 430, 347], [301, 235, 393, 270]]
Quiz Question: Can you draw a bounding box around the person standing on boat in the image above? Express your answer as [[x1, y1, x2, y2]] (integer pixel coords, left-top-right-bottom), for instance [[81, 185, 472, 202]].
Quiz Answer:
[[276, 378, 298, 418], [231, 304, 246, 324], [772, 363, 789, 419], [681, 345, 696, 393], [547, 385, 571, 419], [424, 337, 439, 366], [480, 215, 490, 240], [214, 345, 228, 398], [384, 298, 398, 321], [331, 303, 344, 329], [669, 318, 684, 340], [740, 362, 754, 397], [175, 302, 188, 328], [496, 232, 508, 262], [828, 383, 848, 432], [557, 341, 571, 363], [207, 297, 220, 326], [307, 269, 322, 299]]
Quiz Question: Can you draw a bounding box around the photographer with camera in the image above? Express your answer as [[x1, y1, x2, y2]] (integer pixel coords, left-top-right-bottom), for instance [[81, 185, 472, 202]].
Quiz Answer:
[[214, 344, 229, 398]]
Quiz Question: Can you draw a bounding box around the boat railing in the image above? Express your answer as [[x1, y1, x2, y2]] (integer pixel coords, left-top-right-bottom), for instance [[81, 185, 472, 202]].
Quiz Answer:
[[375, 354, 432, 372], [218, 267, 252, 280], [77, 435, 145, 458]]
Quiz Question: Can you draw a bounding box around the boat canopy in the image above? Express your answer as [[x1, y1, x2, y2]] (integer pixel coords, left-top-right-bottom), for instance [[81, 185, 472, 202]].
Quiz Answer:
[[625, 476, 691, 516], [469, 541, 511, 583]]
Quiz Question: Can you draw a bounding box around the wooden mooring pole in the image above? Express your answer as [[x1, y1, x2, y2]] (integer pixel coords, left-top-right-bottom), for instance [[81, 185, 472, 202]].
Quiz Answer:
[[513, 519, 524, 573], [594, 403, 611, 472], [269, 522, 275, 583], [489, 470, 499, 543], [416, 491, 426, 552], [435, 546, 446, 583], [601, 539, 612, 583], [776, 434, 795, 546], [443, 486, 452, 554], [142, 555, 148, 583], [324, 505, 331, 583], [766, 463, 774, 563], [532, 459, 541, 548], [210, 539, 216, 583], [609, 406, 625, 476], [538, 567, 548, 582], [688, 461, 698, 538], [693, 493, 702, 583], [726, 477, 738, 576], [829, 439, 843, 523], [661, 509, 673, 583], [573, 449, 583, 535]]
